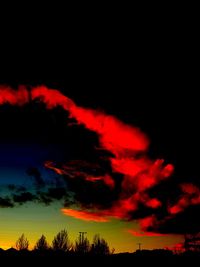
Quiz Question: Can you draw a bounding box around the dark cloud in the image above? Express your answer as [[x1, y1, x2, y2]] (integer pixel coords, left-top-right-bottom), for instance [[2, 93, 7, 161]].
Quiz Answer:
[[145, 206, 200, 235], [13, 192, 37, 204], [5, 183, 70, 207], [10, 187, 70, 206], [0, 196, 14, 208], [65, 175, 119, 209], [7, 184, 27, 192], [37, 193, 52, 205], [7, 184, 16, 191], [44, 187, 67, 201], [36, 187, 70, 206]]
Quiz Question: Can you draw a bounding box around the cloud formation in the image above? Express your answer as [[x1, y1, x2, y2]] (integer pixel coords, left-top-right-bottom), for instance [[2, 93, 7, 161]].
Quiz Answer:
[[0, 196, 14, 208], [1, 85, 200, 235]]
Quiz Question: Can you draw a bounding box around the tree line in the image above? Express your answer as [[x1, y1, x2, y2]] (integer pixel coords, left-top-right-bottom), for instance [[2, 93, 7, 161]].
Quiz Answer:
[[13, 230, 113, 255]]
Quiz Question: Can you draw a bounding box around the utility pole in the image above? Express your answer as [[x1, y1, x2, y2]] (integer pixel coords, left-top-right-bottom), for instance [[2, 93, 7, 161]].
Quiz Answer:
[[79, 232, 87, 244], [137, 243, 142, 251]]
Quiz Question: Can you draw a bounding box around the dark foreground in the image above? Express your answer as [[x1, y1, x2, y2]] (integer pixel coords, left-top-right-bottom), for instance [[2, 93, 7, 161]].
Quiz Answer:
[[0, 250, 200, 267]]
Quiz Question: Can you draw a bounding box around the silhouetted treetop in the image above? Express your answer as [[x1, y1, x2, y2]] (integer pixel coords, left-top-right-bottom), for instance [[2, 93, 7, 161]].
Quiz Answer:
[[91, 234, 110, 255], [52, 229, 71, 252], [16, 234, 29, 251], [34, 235, 49, 251]]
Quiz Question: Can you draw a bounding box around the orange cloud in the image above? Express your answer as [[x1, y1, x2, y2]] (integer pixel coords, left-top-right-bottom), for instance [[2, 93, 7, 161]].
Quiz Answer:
[[61, 208, 109, 222]]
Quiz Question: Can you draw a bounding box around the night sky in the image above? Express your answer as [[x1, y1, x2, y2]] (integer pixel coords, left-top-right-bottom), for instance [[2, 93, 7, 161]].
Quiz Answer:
[[0, 25, 199, 252]]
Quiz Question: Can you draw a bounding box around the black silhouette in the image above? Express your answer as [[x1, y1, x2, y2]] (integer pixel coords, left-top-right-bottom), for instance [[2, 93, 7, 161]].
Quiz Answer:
[[34, 235, 49, 251], [184, 233, 200, 251], [52, 229, 71, 252], [91, 234, 110, 255], [74, 232, 90, 254], [0, 230, 199, 266], [15, 234, 29, 251]]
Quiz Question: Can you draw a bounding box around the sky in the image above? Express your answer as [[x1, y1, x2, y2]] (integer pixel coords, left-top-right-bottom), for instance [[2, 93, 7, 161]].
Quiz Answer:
[[0, 20, 199, 252], [0, 81, 199, 253]]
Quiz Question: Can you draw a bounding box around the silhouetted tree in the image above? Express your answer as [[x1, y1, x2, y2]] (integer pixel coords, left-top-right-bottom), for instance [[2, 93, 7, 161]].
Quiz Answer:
[[16, 234, 29, 251], [91, 234, 110, 255], [34, 235, 49, 251], [74, 233, 90, 254], [52, 229, 71, 252]]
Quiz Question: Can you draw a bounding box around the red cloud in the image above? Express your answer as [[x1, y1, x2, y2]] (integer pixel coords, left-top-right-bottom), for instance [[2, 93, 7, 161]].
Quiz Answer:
[[0, 85, 29, 106], [31, 86, 74, 110], [164, 242, 184, 252], [127, 229, 167, 237], [168, 183, 200, 215], [32, 86, 174, 224], [139, 216, 157, 231], [86, 174, 115, 189]]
